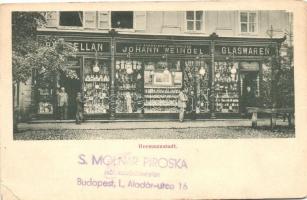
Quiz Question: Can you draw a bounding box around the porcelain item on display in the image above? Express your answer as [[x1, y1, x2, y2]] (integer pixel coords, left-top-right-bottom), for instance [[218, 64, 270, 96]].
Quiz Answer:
[[93, 62, 100, 73], [121, 61, 125, 69], [126, 67, 133, 75], [137, 63, 142, 70], [231, 68, 237, 74]]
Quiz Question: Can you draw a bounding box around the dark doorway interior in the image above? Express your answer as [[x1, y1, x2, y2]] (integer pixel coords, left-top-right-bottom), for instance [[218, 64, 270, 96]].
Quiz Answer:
[[240, 71, 258, 113], [59, 70, 81, 119]]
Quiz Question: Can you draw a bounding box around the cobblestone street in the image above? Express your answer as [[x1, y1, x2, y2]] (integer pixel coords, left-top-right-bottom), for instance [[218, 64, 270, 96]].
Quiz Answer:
[[14, 119, 295, 140]]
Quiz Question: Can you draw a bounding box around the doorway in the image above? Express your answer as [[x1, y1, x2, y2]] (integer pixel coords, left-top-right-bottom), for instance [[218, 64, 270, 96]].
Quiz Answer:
[[59, 70, 81, 119], [240, 71, 258, 113]]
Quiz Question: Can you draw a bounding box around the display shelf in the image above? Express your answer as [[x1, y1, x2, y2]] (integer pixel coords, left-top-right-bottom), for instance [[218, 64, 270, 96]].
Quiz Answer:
[[144, 96, 178, 99], [144, 105, 177, 107], [214, 61, 240, 113], [83, 58, 110, 114], [144, 86, 179, 113]]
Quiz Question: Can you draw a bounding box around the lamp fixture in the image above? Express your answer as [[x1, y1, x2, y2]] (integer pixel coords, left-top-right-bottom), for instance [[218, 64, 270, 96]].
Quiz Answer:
[[93, 50, 100, 73], [162, 54, 169, 74], [197, 54, 206, 76], [199, 66, 206, 76], [125, 52, 133, 74], [163, 67, 170, 74]]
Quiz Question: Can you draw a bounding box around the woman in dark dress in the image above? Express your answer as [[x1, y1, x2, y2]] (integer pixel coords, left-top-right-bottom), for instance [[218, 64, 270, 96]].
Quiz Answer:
[[75, 92, 84, 124]]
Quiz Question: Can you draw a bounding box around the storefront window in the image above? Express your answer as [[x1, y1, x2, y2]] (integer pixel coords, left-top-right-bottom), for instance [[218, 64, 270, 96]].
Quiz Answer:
[[34, 68, 57, 115], [214, 62, 240, 113], [115, 59, 144, 113], [37, 87, 54, 114], [83, 58, 110, 114], [183, 60, 210, 113], [143, 60, 182, 113]]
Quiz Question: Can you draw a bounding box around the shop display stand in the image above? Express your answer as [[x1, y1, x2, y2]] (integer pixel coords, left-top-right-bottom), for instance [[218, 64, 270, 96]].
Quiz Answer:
[[83, 60, 110, 114], [214, 62, 240, 113], [37, 88, 54, 114], [144, 86, 180, 113]]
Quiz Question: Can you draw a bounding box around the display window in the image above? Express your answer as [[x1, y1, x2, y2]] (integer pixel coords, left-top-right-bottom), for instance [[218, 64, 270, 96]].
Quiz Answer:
[[183, 60, 210, 113], [37, 87, 54, 114], [143, 60, 182, 113], [83, 58, 110, 114], [214, 62, 240, 113], [115, 59, 144, 113]]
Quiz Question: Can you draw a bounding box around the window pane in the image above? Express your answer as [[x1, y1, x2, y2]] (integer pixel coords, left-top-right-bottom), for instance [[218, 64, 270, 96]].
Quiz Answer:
[[186, 11, 194, 20], [196, 21, 202, 30], [249, 23, 256, 32], [59, 12, 83, 26], [196, 11, 203, 20], [240, 12, 248, 22], [241, 23, 247, 32], [249, 13, 256, 23], [187, 21, 194, 30], [111, 11, 133, 29]]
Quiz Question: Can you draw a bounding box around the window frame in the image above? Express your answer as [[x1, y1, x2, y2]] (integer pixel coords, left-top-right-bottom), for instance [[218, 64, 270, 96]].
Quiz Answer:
[[97, 11, 111, 30], [110, 11, 135, 31], [239, 11, 259, 34], [184, 11, 205, 33], [44, 11, 59, 27], [58, 11, 85, 30]]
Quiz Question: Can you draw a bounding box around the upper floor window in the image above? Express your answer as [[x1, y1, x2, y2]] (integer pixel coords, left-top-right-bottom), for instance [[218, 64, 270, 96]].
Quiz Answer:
[[111, 11, 133, 29], [186, 11, 203, 32], [59, 11, 83, 27], [239, 11, 258, 33], [45, 11, 146, 31]]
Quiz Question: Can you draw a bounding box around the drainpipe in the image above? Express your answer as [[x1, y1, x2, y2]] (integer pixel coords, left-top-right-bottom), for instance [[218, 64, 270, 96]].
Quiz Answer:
[[209, 32, 218, 118], [109, 29, 118, 120]]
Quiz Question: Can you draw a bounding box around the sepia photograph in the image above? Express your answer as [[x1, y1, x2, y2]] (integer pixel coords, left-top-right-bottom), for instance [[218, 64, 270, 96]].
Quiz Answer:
[[2, 2, 307, 200], [12, 10, 295, 140]]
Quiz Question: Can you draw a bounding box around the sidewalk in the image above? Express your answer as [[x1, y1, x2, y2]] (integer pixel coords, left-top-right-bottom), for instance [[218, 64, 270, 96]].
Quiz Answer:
[[17, 119, 290, 131]]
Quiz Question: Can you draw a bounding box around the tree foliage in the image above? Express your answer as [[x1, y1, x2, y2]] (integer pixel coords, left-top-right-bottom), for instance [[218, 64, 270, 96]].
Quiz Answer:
[[260, 44, 294, 108], [12, 12, 78, 84]]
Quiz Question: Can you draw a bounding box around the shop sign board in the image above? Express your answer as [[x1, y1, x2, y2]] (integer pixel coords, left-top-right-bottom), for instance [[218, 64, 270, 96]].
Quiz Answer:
[[65, 57, 81, 69], [216, 45, 275, 56], [239, 62, 260, 71], [116, 42, 210, 56], [65, 41, 110, 53], [42, 38, 110, 53]]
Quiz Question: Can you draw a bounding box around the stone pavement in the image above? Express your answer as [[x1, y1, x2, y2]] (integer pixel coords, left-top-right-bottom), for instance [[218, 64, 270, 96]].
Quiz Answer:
[[17, 119, 290, 131]]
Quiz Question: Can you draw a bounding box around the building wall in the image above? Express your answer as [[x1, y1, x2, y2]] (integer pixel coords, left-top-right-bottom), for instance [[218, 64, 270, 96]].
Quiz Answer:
[[42, 11, 292, 39], [17, 10, 292, 120], [18, 79, 33, 121]]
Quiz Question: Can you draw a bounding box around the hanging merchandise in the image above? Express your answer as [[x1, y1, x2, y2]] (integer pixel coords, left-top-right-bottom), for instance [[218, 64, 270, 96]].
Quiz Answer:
[[83, 58, 110, 114], [93, 62, 100, 73], [214, 62, 239, 113], [115, 59, 144, 113]]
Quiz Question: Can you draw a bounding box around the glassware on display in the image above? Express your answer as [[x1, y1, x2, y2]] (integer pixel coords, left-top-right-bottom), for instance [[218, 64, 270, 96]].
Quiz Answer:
[[83, 59, 110, 114], [214, 62, 240, 113], [37, 88, 54, 114], [115, 59, 144, 113]]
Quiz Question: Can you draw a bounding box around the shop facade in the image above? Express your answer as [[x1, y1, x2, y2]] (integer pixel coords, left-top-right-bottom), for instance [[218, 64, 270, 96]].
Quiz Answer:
[[33, 30, 285, 120]]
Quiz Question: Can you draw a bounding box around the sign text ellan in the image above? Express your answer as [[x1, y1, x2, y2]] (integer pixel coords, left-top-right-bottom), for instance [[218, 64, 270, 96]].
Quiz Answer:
[[68, 41, 110, 53]]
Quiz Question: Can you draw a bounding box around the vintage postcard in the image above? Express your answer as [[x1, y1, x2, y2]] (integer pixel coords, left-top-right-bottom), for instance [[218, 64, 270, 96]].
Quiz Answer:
[[0, 0, 307, 199]]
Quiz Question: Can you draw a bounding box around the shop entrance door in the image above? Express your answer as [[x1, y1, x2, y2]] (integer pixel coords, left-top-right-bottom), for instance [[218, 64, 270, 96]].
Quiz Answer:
[[240, 71, 258, 113], [59, 70, 81, 119]]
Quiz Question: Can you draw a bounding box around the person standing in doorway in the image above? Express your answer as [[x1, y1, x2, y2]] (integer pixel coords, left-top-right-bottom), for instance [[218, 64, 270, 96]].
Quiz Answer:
[[178, 89, 188, 122], [75, 92, 84, 124], [57, 87, 68, 120], [244, 86, 256, 116]]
